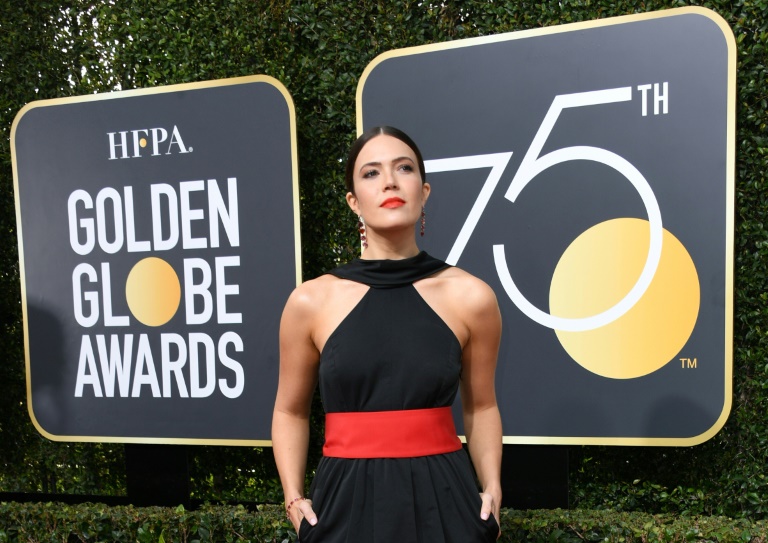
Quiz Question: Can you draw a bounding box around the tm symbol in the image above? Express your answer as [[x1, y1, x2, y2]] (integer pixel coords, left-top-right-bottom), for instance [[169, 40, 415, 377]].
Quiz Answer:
[[680, 357, 698, 369]]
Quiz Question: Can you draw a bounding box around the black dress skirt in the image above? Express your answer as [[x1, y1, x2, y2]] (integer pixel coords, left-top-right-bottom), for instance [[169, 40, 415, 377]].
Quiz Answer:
[[298, 252, 499, 543]]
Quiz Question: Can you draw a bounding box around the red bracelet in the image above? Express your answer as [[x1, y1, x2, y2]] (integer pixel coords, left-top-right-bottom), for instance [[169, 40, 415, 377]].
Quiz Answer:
[[285, 496, 305, 517]]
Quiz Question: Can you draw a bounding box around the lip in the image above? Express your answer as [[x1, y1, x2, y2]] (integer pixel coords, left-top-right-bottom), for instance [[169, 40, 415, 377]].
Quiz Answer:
[[380, 197, 406, 208]]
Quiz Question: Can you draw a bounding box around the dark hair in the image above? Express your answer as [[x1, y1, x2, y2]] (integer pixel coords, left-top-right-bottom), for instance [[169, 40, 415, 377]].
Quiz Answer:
[[344, 126, 426, 193]]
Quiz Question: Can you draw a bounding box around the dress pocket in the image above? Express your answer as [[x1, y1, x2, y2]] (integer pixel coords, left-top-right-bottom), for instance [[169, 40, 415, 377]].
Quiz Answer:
[[483, 512, 500, 541], [298, 517, 314, 543]]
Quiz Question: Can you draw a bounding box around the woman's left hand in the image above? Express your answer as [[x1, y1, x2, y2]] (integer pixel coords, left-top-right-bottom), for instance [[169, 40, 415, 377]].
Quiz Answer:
[[479, 490, 502, 538]]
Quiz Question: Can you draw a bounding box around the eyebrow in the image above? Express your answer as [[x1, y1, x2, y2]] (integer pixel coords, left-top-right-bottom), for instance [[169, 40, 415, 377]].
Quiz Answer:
[[358, 156, 416, 173]]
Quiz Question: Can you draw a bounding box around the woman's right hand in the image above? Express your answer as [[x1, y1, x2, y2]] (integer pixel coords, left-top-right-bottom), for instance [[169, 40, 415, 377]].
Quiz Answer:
[[288, 498, 318, 532]]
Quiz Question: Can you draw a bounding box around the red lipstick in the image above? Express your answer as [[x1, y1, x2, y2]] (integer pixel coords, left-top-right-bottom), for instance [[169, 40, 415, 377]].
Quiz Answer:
[[380, 197, 406, 208]]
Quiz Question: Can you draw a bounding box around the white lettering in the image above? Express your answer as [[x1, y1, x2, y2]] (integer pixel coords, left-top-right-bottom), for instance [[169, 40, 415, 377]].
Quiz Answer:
[[167, 126, 189, 154], [74, 332, 244, 399], [107, 131, 129, 160], [100, 263, 129, 327], [150, 127, 168, 156], [72, 263, 99, 327], [654, 82, 669, 115], [151, 183, 179, 251], [218, 332, 244, 399], [180, 180, 207, 249], [161, 333, 189, 398], [71, 180, 237, 255], [96, 334, 133, 397], [208, 178, 239, 248], [131, 334, 161, 397], [124, 186, 151, 252], [215, 256, 241, 324], [74, 335, 103, 397], [189, 333, 216, 398], [68, 190, 95, 255], [184, 258, 213, 324], [95, 187, 124, 254], [637, 84, 652, 117], [131, 129, 149, 158]]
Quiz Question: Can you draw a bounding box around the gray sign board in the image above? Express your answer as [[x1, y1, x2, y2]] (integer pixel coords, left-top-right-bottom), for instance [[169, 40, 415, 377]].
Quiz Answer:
[[358, 7, 735, 444], [13, 76, 300, 444]]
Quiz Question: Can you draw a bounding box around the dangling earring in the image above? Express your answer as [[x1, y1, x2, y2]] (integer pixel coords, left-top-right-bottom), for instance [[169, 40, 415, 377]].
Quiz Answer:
[[420, 207, 426, 237], [358, 215, 368, 249]]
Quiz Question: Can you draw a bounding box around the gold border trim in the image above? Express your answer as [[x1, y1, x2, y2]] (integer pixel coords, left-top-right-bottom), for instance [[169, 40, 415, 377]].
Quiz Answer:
[[11, 75, 300, 447], [357, 7, 737, 446]]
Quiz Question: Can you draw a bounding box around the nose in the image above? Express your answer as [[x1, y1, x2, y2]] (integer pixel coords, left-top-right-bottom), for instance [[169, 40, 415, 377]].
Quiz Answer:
[[382, 168, 398, 190]]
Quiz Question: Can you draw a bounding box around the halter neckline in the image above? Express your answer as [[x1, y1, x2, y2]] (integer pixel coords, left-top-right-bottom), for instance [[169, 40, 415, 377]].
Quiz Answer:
[[329, 251, 451, 288]]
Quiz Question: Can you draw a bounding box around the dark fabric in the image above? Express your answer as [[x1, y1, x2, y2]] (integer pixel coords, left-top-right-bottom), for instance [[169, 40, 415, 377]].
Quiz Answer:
[[300, 253, 498, 543], [327, 250, 451, 289]]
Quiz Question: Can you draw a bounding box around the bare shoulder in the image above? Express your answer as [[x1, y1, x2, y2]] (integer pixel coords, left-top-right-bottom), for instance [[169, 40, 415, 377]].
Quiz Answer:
[[283, 274, 341, 317], [432, 266, 499, 313], [283, 273, 367, 319], [415, 265, 499, 346], [283, 272, 369, 351]]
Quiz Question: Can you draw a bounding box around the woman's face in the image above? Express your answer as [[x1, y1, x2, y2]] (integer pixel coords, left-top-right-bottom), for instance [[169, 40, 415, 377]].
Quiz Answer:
[[346, 134, 430, 233]]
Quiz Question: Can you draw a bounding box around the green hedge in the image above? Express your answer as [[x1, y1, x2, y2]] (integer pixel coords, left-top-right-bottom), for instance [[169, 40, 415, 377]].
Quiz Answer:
[[0, 502, 294, 543], [0, 502, 766, 543]]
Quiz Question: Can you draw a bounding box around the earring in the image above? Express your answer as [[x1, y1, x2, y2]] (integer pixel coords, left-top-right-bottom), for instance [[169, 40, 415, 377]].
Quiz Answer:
[[420, 207, 426, 237], [358, 215, 368, 249]]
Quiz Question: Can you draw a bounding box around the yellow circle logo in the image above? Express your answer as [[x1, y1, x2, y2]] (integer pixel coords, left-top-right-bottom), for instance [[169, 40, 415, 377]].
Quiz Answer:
[[488, 86, 703, 380], [125, 257, 181, 326], [549, 218, 700, 378]]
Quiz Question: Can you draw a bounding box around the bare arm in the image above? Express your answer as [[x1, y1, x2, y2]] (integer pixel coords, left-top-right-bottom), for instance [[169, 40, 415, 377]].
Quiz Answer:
[[272, 284, 321, 530], [459, 278, 503, 528]]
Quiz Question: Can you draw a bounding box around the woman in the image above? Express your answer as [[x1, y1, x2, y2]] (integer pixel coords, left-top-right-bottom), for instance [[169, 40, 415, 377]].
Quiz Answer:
[[272, 126, 502, 542]]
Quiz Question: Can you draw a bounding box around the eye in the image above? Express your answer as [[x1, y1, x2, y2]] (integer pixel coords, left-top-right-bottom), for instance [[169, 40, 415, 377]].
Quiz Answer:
[[362, 169, 379, 179], [398, 163, 414, 172]]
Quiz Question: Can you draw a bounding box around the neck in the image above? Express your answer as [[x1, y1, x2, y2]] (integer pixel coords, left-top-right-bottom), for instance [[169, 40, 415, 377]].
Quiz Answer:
[[360, 228, 420, 260]]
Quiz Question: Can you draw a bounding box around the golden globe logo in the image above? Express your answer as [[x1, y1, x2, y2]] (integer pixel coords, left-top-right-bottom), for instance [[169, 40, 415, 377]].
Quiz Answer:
[[68, 177, 244, 399]]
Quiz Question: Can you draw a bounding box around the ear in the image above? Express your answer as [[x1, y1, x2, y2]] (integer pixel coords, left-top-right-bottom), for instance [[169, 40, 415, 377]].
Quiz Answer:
[[346, 191, 360, 215], [421, 182, 431, 206]]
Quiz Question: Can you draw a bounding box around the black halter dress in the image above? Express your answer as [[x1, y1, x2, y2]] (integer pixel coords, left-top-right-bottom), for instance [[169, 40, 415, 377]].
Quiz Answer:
[[298, 252, 499, 543]]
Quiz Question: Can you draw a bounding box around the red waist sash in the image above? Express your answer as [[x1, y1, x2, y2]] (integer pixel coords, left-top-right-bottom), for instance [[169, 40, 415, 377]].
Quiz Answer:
[[323, 406, 463, 459]]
